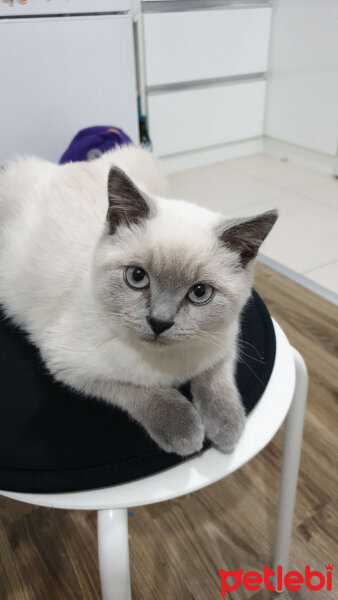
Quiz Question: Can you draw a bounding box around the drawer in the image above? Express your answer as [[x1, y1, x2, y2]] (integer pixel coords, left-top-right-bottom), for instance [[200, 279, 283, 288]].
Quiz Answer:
[[144, 8, 272, 87], [148, 80, 266, 156]]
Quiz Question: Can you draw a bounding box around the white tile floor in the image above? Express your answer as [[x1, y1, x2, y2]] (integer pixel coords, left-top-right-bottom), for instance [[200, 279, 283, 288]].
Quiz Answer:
[[168, 153, 338, 298]]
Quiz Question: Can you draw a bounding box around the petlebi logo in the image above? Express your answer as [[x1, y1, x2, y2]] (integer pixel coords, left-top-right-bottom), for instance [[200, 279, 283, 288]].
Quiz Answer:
[[219, 564, 333, 596]]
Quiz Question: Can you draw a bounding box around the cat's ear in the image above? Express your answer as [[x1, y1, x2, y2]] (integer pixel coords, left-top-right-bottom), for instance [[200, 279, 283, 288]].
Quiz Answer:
[[219, 210, 278, 267], [106, 166, 152, 234]]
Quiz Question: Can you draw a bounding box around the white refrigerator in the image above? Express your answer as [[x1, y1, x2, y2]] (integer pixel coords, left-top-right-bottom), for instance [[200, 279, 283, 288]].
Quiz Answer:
[[0, 0, 139, 163]]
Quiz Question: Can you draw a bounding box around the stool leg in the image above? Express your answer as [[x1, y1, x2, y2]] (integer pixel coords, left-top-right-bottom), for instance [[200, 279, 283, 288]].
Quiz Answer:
[[97, 508, 131, 600], [274, 348, 308, 590]]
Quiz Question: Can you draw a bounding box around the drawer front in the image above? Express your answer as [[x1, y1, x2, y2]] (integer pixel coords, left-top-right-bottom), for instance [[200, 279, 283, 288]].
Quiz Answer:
[[144, 8, 272, 87], [148, 80, 266, 156]]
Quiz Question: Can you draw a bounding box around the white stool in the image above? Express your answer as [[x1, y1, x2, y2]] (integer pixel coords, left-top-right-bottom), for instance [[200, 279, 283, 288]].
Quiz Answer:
[[0, 320, 308, 600]]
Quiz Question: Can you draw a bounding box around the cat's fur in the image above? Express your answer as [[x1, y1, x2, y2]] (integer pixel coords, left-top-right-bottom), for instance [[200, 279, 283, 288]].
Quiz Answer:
[[0, 146, 277, 455]]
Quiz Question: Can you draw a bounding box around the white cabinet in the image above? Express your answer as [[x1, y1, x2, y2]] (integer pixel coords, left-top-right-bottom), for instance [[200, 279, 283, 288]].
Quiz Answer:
[[0, 11, 139, 163], [144, 8, 271, 87], [148, 81, 266, 156], [142, 4, 272, 159]]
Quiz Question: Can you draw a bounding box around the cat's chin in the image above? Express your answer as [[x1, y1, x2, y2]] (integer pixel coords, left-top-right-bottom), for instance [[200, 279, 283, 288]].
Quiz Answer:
[[141, 336, 174, 349], [133, 331, 186, 349]]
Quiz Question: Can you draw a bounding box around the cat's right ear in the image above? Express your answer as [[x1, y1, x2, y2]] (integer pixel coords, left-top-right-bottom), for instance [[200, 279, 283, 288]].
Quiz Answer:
[[106, 166, 152, 234]]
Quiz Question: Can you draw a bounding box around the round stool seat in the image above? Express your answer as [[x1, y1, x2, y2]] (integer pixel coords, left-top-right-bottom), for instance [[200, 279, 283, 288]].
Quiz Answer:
[[0, 290, 275, 494]]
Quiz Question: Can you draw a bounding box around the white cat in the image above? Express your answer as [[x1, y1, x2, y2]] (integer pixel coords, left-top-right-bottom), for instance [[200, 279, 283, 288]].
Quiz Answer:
[[0, 146, 277, 455]]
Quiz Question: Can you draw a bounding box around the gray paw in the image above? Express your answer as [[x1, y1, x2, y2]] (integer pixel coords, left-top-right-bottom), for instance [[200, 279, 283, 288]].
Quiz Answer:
[[148, 389, 205, 456], [210, 407, 246, 453], [193, 387, 246, 453]]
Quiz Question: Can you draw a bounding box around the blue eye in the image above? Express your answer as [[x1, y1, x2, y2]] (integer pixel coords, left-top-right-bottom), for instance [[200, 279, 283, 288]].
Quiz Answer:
[[187, 283, 214, 305], [125, 266, 149, 289]]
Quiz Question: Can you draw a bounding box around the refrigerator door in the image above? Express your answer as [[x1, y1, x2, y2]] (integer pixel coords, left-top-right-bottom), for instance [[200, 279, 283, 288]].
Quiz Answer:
[[0, 0, 131, 17], [0, 13, 138, 163]]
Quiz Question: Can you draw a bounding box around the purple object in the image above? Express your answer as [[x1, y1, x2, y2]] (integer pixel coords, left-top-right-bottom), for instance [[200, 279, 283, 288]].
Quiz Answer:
[[59, 125, 133, 164]]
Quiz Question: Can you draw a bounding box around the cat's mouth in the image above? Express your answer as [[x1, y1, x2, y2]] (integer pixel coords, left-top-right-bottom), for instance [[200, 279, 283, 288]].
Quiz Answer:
[[140, 334, 174, 348]]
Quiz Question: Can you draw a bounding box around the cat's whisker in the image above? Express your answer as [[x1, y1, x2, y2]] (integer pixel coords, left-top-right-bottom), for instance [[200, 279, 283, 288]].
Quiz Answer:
[[197, 331, 264, 362], [193, 333, 225, 352], [238, 349, 265, 364], [83, 313, 126, 320], [237, 356, 265, 387], [82, 315, 137, 326], [238, 338, 262, 358]]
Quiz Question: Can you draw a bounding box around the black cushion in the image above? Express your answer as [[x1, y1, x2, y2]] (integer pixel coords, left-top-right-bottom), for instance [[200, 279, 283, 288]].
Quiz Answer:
[[0, 290, 275, 494]]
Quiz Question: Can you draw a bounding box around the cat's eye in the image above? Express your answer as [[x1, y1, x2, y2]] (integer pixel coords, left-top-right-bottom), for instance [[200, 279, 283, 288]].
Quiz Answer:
[[124, 266, 150, 289], [187, 283, 214, 305]]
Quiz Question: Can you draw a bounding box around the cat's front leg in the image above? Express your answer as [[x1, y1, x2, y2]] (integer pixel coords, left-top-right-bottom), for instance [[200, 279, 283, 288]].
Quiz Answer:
[[82, 378, 205, 456], [191, 361, 246, 452], [128, 386, 205, 456]]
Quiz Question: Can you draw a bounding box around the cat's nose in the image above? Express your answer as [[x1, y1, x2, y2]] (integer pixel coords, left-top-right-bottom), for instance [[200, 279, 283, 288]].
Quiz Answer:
[[147, 317, 174, 336]]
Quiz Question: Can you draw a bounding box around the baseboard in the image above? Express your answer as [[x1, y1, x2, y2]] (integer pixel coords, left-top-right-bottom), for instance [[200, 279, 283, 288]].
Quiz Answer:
[[158, 135, 336, 176], [158, 137, 264, 174], [258, 254, 338, 306]]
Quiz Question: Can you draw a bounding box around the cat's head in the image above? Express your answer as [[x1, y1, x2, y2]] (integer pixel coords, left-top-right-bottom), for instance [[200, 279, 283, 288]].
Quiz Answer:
[[92, 166, 277, 349]]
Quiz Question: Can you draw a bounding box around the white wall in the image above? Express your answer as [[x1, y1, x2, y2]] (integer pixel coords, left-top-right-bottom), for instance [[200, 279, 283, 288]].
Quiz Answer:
[[265, 0, 338, 157]]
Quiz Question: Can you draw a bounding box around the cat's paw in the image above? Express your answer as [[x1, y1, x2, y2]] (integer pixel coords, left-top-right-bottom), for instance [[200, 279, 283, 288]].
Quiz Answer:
[[210, 407, 246, 453], [193, 387, 246, 453], [149, 389, 205, 456]]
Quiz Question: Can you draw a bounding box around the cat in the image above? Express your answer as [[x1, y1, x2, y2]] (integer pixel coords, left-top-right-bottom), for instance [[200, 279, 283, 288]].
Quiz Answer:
[[0, 146, 277, 456]]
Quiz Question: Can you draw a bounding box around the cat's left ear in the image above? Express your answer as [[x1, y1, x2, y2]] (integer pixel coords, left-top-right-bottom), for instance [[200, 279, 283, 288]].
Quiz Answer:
[[106, 166, 153, 234], [219, 210, 278, 267]]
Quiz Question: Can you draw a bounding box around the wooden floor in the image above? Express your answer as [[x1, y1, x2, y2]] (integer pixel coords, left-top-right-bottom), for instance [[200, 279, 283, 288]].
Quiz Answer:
[[0, 263, 337, 600]]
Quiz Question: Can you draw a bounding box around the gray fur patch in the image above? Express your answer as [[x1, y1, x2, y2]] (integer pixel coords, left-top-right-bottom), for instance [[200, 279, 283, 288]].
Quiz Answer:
[[134, 387, 205, 455], [219, 210, 278, 267], [107, 166, 152, 234], [192, 359, 246, 452]]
